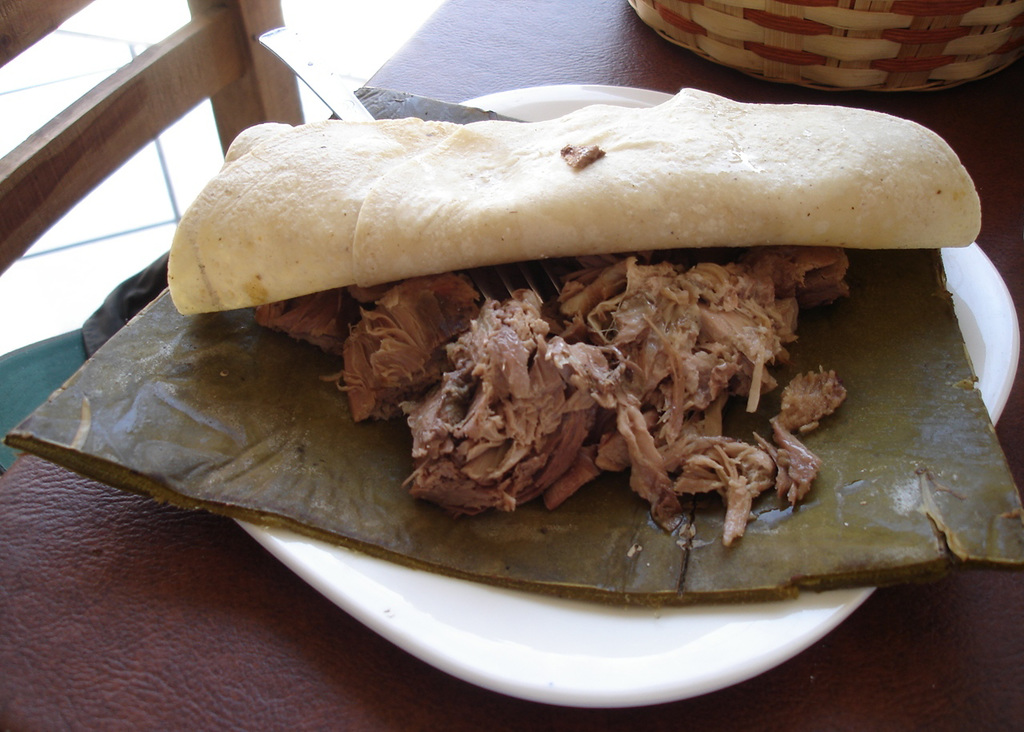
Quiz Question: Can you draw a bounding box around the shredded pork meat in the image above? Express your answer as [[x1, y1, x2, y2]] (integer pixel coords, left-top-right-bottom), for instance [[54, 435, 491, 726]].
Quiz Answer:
[[257, 247, 850, 545], [340, 273, 480, 421], [550, 249, 847, 542], [776, 369, 847, 434], [404, 291, 620, 515], [255, 288, 355, 356]]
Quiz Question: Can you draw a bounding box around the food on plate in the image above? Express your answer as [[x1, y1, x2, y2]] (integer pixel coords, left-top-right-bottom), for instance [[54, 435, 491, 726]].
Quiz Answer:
[[256, 247, 851, 544], [166, 88, 981, 544]]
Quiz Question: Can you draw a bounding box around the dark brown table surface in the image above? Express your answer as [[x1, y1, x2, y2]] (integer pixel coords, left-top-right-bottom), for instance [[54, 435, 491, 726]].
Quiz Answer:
[[3, 0, 1023, 729]]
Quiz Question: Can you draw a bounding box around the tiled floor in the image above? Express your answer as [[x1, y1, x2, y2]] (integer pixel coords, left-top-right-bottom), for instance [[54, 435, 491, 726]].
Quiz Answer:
[[0, 0, 443, 356]]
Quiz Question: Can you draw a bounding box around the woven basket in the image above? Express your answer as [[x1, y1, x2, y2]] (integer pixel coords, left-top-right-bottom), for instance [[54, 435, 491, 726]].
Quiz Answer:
[[628, 0, 1024, 90]]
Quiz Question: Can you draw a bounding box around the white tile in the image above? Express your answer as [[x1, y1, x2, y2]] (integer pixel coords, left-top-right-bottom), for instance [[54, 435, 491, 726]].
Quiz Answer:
[[0, 225, 174, 355], [157, 100, 229, 214], [27, 143, 177, 255], [0, 30, 132, 93], [60, 0, 190, 44], [0, 31, 137, 158], [0, 70, 115, 157]]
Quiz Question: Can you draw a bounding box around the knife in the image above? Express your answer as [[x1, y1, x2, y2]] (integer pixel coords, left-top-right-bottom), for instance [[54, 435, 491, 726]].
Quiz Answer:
[[258, 27, 519, 124], [259, 27, 376, 122], [352, 87, 520, 124]]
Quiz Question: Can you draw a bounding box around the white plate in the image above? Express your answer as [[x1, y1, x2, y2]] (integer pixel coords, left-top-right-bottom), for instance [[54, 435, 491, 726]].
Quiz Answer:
[[241, 85, 1019, 708]]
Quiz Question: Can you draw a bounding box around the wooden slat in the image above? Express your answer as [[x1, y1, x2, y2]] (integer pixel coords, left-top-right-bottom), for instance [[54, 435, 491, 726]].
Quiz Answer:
[[0, 0, 93, 66], [190, 0, 303, 150], [0, 5, 246, 274]]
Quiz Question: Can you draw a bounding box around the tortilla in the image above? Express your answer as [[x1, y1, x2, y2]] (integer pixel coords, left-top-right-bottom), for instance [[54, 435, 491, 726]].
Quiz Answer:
[[168, 88, 980, 315], [168, 118, 457, 314]]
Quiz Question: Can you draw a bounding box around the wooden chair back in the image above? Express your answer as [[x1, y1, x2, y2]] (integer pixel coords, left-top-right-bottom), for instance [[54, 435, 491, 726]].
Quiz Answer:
[[0, 0, 303, 275]]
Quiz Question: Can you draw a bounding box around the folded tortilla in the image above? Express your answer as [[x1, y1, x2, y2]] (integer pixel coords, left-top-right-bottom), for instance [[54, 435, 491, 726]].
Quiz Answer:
[[168, 88, 980, 315], [169, 118, 458, 314]]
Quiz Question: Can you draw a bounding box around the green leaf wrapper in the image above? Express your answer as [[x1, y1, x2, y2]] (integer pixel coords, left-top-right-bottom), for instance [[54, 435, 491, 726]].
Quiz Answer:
[[7, 249, 1024, 605]]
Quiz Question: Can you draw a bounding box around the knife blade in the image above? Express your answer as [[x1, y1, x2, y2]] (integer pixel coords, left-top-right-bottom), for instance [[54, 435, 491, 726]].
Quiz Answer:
[[259, 27, 520, 126], [352, 87, 520, 124], [258, 27, 375, 122]]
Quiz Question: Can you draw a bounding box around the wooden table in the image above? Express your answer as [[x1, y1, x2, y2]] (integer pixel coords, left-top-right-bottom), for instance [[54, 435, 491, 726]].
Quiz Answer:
[[2, 0, 1023, 728]]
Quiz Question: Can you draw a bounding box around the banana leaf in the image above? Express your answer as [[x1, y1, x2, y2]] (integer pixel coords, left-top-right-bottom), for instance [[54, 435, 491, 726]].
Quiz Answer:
[[6, 249, 1024, 605]]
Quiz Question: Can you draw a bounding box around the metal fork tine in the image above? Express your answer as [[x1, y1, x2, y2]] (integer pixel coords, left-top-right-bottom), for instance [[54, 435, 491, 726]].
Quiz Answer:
[[496, 264, 529, 295], [465, 267, 509, 301], [528, 260, 562, 300], [464, 261, 562, 302], [516, 262, 544, 296]]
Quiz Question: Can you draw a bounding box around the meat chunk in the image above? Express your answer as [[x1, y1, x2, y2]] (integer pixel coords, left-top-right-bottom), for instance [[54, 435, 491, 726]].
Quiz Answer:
[[560, 144, 605, 169], [254, 288, 355, 356], [342, 273, 480, 421], [740, 246, 850, 308], [768, 419, 823, 505], [776, 369, 847, 433], [759, 369, 846, 505], [612, 397, 685, 530]]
